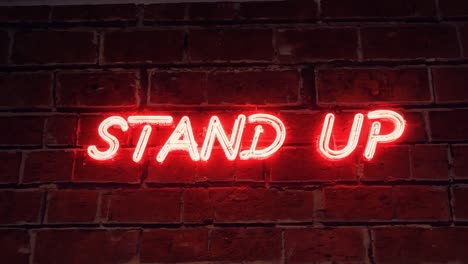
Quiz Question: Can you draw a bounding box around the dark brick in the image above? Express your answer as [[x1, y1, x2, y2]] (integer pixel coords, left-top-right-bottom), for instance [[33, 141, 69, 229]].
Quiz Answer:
[[188, 2, 236, 20], [188, 28, 273, 62], [432, 66, 468, 103], [74, 149, 140, 183], [0, 152, 21, 184], [373, 227, 468, 263], [52, 4, 137, 22], [361, 25, 459, 59], [144, 3, 186, 21], [317, 67, 431, 105], [0, 72, 52, 109], [0, 6, 50, 22], [430, 110, 468, 141], [12, 31, 97, 64], [285, 228, 367, 264], [362, 146, 411, 181], [239, 0, 318, 20], [148, 70, 208, 105], [322, 186, 393, 221], [0, 116, 44, 146], [102, 30, 184, 63], [0, 229, 30, 264], [394, 186, 450, 221], [34, 229, 139, 264], [453, 185, 468, 221], [141, 229, 209, 263], [23, 151, 74, 183], [0, 190, 43, 224], [453, 145, 468, 179], [45, 115, 77, 146], [460, 24, 468, 57], [322, 0, 436, 19], [56, 71, 139, 108], [183, 188, 315, 223], [439, 0, 468, 17], [276, 28, 358, 62], [411, 144, 449, 180], [45, 190, 99, 223], [0, 31, 9, 64], [210, 228, 281, 262], [207, 69, 300, 105], [269, 147, 358, 182], [104, 189, 181, 223]]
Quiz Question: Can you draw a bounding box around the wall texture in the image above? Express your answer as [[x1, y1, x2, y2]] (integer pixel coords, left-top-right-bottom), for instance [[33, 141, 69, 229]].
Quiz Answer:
[[1, 0, 468, 263]]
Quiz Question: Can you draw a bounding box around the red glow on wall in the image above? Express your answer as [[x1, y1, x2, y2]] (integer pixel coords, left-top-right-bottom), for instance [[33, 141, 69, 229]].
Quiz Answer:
[[87, 110, 406, 163]]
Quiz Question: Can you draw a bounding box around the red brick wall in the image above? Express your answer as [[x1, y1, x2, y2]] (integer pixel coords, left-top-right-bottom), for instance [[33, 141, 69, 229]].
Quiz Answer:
[[1, 1, 468, 263]]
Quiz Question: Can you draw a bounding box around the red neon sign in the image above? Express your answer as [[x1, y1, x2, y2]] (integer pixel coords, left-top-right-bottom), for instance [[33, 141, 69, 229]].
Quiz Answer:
[[87, 110, 406, 163]]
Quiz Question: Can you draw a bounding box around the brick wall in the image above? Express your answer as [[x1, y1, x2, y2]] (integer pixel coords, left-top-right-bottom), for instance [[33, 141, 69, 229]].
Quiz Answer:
[[1, 0, 468, 263]]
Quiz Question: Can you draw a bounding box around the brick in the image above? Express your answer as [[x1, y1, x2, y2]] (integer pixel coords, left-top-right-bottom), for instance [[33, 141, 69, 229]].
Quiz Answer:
[[432, 66, 468, 103], [188, 28, 273, 62], [0, 6, 50, 22], [148, 70, 208, 105], [0, 116, 44, 146], [322, 0, 435, 19], [12, 31, 96, 64], [0, 31, 9, 64], [182, 188, 213, 223], [188, 2, 236, 20], [52, 4, 137, 22], [269, 147, 358, 182], [45, 115, 77, 146], [210, 228, 281, 262], [430, 110, 468, 141], [23, 151, 74, 183], [0, 152, 21, 184], [439, 0, 468, 17], [411, 144, 449, 180], [0, 229, 30, 264], [45, 190, 99, 223], [0, 190, 43, 224], [34, 229, 139, 264], [0, 72, 52, 109], [102, 30, 184, 63], [141, 229, 209, 263], [207, 69, 300, 105], [56, 71, 139, 108], [183, 188, 314, 223], [453, 145, 468, 179], [74, 149, 140, 183], [143, 3, 186, 21], [147, 151, 199, 183], [322, 186, 393, 221], [362, 25, 459, 59], [362, 146, 411, 181], [401, 111, 427, 142], [285, 228, 367, 263], [394, 186, 449, 221], [276, 28, 357, 62], [460, 24, 468, 57], [453, 185, 468, 221], [373, 227, 468, 263], [317, 68, 431, 105], [239, 0, 317, 20], [105, 189, 181, 223]]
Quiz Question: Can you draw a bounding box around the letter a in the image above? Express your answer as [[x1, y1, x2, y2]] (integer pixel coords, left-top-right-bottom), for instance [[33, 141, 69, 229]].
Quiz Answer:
[[156, 116, 200, 163]]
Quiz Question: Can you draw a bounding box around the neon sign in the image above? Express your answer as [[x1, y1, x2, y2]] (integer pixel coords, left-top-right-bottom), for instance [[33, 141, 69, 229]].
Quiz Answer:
[[87, 110, 406, 163]]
